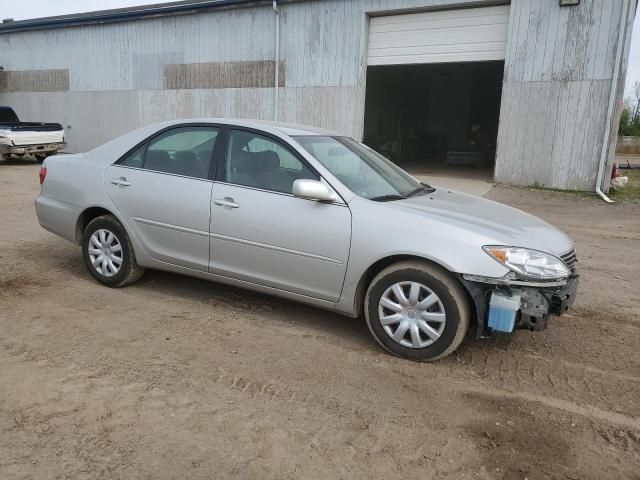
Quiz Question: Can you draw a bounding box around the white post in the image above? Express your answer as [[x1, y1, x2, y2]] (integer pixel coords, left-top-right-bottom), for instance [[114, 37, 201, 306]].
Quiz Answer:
[[273, 1, 280, 122]]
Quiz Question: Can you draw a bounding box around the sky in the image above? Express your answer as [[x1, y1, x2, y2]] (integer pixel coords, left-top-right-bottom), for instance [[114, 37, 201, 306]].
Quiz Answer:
[[626, 10, 640, 99], [2, 0, 639, 98]]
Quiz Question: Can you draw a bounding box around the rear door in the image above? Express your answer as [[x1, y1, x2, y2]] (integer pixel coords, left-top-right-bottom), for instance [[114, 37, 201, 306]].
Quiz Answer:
[[105, 125, 221, 272], [209, 128, 352, 302]]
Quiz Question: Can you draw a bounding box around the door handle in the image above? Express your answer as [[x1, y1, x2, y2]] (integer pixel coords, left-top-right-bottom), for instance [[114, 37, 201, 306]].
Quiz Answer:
[[214, 198, 239, 208], [111, 178, 131, 187]]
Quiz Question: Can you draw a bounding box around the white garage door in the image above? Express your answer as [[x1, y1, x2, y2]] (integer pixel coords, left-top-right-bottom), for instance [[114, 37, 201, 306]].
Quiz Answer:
[[367, 5, 510, 66]]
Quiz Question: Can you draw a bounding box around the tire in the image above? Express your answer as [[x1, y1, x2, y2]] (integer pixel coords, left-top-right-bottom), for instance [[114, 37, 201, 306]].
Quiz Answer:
[[364, 260, 470, 361], [82, 214, 145, 287]]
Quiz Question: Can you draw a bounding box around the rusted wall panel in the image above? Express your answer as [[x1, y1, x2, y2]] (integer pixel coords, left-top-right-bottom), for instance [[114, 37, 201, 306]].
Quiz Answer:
[[0, 69, 69, 92], [164, 61, 285, 89]]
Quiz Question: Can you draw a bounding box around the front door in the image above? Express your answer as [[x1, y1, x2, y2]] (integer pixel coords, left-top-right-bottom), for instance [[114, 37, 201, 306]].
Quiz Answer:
[[106, 125, 221, 271], [210, 128, 351, 302]]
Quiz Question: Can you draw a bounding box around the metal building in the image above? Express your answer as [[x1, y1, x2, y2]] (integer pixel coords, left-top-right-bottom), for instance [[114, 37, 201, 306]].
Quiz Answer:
[[0, 0, 636, 192]]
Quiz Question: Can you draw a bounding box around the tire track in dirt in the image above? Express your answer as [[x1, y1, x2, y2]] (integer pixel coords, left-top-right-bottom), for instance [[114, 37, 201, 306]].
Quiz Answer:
[[462, 385, 640, 431], [456, 344, 640, 419]]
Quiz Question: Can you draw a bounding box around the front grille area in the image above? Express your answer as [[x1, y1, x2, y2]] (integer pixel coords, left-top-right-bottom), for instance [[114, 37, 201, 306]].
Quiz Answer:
[[560, 249, 577, 272]]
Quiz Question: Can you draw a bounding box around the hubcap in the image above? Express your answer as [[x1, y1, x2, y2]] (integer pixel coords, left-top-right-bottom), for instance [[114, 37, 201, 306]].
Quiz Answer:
[[88, 229, 123, 278], [378, 281, 447, 348]]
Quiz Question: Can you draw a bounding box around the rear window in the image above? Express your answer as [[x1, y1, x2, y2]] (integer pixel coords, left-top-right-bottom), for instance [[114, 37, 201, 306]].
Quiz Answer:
[[0, 107, 19, 123]]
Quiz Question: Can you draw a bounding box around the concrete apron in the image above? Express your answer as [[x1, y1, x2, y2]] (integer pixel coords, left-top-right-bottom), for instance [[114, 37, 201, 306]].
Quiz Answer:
[[413, 173, 495, 197]]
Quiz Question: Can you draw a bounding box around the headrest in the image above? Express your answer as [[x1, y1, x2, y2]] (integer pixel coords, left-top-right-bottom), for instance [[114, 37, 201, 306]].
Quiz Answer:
[[145, 149, 171, 171], [174, 150, 197, 163], [233, 150, 280, 173], [254, 151, 280, 172]]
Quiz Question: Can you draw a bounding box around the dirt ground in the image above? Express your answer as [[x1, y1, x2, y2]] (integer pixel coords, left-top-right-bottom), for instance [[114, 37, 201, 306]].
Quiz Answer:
[[1, 159, 639, 480]]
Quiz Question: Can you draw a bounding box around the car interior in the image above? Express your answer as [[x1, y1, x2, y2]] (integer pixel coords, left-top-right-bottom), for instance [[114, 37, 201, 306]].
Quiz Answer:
[[120, 127, 318, 193], [144, 148, 211, 179], [120, 128, 217, 179], [224, 130, 317, 194]]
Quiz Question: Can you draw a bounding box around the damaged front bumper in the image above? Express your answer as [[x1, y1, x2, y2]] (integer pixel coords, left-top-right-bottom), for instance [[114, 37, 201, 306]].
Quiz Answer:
[[460, 273, 579, 337]]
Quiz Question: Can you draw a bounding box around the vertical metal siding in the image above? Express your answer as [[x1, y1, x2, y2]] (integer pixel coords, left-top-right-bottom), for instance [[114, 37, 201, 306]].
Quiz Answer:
[[494, 0, 629, 191], [1, 0, 494, 151]]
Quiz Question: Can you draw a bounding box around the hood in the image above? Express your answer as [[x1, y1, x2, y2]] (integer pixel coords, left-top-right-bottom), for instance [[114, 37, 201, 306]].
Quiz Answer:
[[390, 188, 574, 256]]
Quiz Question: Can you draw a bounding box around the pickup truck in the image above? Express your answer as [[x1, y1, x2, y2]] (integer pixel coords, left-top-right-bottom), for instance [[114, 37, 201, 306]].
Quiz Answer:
[[0, 106, 66, 162]]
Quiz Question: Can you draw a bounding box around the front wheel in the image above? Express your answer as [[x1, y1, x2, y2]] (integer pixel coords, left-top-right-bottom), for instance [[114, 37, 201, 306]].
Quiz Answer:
[[364, 261, 470, 361], [82, 214, 145, 287]]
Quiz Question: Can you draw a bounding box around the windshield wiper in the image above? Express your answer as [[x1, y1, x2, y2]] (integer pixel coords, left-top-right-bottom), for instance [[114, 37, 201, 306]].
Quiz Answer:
[[369, 193, 407, 202], [404, 184, 435, 198]]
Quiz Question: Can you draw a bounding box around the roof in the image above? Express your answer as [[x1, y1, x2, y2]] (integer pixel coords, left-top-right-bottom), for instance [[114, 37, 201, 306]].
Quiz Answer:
[[231, 119, 340, 137], [84, 118, 341, 164], [0, 0, 300, 34], [127, 118, 340, 137]]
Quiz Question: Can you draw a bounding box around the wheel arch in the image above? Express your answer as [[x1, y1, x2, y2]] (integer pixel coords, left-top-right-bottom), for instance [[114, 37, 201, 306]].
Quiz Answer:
[[352, 254, 480, 337], [75, 206, 117, 244]]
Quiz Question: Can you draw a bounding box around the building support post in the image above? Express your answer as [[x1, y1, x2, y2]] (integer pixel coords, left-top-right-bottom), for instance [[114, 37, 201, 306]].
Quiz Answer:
[[273, 0, 280, 122], [595, 0, 633, 203]]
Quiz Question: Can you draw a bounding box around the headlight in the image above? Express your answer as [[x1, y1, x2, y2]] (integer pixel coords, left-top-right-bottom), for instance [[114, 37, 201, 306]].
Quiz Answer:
[[483, 246, 569, 280]]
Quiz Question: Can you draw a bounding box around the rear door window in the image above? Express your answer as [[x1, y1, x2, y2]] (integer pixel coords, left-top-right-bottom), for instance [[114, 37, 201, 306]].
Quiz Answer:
[[120, 126, 219, 180]]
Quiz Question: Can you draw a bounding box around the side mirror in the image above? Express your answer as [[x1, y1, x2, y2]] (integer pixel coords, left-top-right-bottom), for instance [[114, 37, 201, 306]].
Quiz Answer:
[[292, 179, 338, 203]]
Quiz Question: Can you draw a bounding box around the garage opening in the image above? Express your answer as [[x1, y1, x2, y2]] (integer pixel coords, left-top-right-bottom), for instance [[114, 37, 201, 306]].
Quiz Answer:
[[363, 61, 504, 180], [363, 5, 510, 183]]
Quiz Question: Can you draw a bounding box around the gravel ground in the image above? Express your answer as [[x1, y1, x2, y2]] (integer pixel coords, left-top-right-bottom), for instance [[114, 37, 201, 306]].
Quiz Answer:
[[1, 159, 639, 480]]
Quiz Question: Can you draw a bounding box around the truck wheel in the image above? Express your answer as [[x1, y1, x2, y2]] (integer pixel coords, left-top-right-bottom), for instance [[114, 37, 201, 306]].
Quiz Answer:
[[82, 214, 145, 287], [364, 260, 470, 361]]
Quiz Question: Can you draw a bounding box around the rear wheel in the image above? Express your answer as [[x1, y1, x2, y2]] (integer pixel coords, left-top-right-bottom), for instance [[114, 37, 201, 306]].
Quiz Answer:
[[82, 214, 144, 287], [364, 261, 470, 361]]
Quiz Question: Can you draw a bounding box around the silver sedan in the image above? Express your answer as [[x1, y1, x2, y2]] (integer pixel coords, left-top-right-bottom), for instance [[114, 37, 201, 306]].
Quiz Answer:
[[36, 119, 579, 361]]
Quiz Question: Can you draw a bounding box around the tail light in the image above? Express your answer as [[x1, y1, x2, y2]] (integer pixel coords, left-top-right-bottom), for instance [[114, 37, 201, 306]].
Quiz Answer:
[[39, 166, 47, 184]]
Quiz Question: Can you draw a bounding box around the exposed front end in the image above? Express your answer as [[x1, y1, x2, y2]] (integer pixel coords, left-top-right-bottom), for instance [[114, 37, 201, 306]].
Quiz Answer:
[[461, 247, 579, 336]]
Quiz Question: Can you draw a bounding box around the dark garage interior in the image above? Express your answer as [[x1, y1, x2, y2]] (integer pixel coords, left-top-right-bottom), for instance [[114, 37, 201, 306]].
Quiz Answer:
[[363, 61, 504, 179]]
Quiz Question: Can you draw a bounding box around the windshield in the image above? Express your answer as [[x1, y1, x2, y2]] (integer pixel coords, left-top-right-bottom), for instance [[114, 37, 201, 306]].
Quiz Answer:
[[294, 136, 432, 201]]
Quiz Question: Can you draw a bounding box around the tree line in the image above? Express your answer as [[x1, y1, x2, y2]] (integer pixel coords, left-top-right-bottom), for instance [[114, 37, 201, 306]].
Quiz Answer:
[[619, 80, 640, 137]]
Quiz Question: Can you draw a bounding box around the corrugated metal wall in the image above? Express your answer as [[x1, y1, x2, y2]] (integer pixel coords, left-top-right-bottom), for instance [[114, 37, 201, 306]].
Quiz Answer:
[[0, 0, 501, 153], [494, 0, 635, 190], [0, 0, 633, 191]]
